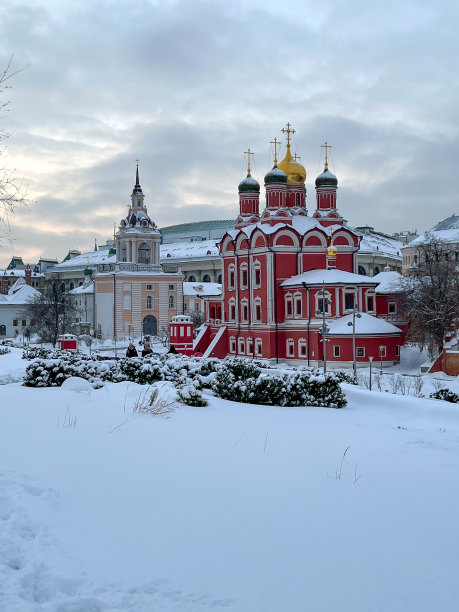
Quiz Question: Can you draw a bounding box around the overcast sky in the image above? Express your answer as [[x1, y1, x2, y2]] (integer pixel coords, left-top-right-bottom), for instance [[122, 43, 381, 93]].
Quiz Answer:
[[0, 0, 458, 267]]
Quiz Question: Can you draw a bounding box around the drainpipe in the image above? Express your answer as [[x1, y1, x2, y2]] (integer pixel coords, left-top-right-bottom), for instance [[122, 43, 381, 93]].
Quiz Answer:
[[267, 235, 279, 364], [231, 238, 241, 356], [303, 282, 311, 367]]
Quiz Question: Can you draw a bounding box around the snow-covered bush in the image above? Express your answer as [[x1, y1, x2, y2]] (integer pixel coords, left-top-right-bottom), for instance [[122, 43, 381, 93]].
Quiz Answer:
[[429, 388, 459, 403], [0, 346, 11, 355], [212, 360, 347, 408], [23, 357, 125, 387], [177, 383, 208, 407], [329, 370, 357, 385]]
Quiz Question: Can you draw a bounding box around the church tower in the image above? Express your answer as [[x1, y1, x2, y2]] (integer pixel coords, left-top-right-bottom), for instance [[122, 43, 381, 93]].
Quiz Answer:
[[236, 148, 260, 229], [313, 142, 343, 227], [116, 162, 161, 269], [277, 123, 307, 214]]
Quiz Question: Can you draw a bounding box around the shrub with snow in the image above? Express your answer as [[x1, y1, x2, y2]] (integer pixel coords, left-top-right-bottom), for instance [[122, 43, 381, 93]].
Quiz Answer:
[[0, 346, 11, 355], [429, 388, 459, 403], [177, 382, 208, 407]]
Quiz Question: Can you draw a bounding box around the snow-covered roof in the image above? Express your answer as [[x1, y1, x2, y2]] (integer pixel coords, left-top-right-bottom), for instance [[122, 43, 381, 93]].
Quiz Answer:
[[327, 312, 402, 336], [281, 269, 378, 288], [0, 268, 43, 278], [160, 240, 220, 260], [69, 282, 94, 295], [183, 282, 222, 297], [355, 231, 403, 259], [409, 214, 459, 246], [51, 250, 116, 270], [372, 270, 404, 294], [1, 283, 41, 305], [229, 217, 354, 241]]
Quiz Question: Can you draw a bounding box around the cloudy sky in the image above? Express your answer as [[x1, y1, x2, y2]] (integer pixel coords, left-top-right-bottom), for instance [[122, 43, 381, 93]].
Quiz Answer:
[[0, 0, 458, 267]]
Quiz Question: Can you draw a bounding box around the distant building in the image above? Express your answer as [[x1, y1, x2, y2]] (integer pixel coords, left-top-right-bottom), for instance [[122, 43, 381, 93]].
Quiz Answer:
[[160, 220, 235, 244], [0, 277, 41, 338], [401, 214, 459, 274]]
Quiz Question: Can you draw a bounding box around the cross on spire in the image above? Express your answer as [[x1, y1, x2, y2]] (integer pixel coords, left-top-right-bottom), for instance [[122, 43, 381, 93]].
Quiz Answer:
[[244, 148, 254, 176], [321, 141, 332, 170], [135, 158, 140, 185], [270, 137, 281, 165], [293, 152, 302, 162], [281, 122, 296, 146]]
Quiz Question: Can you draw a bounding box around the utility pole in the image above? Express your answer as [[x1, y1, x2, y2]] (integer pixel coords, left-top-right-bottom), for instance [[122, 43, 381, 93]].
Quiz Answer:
[[347, 305, 362, 379]]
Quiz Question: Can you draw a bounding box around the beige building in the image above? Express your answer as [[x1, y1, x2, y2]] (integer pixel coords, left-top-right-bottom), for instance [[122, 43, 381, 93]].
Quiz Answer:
[[93, 166, 183, 340]]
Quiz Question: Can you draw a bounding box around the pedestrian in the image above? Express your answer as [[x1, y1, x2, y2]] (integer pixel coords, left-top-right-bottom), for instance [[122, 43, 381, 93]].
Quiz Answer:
[[142, 342, 153, 357], [168, 345, 178, 354], [126, 343, 138, 357]]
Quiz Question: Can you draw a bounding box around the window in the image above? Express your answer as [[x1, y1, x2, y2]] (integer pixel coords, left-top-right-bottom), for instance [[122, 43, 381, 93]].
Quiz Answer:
[[230, 337, 236, 353], [184, 302, 188, 312], [295, 297, 302, 317], [254, 267, 261, 287], [255, 338, 262, 356], [228, 266, 235, 290], [255, 304, 262, 322], [22, 320, 26, 327], [217, 274, 222, 284], [241, 301, 248, 322], [240, 266, 248, 289], [357, 347, 365, 358], [202, 275, 211, 283], [379, 346, 387, 357], [238, 337, 245, 354], [138, 243, 151, 264], [146, 284, 153, 290], [169, 284, 175, 291], [396, 345, 400, 356], [316, 290, 332, 315], [345, 293, 355, 310], [230, 303, 236, 320], [123, 294, 131, 310], [367, 295, 374, 312], [388, 302, 396, 314], [195, 302, 200, 312], [333, 345, 340, 357], [286, 339, 294, 357], [13, 320, 18, 326], [169, 295, 175, 309], [69, 282, 74, 290], [188, 275, 196, 282], [146, 295, 153, 310], [285, 295, 293, 317], [247, 337, 253, 355], [298, 340, 307, 357]]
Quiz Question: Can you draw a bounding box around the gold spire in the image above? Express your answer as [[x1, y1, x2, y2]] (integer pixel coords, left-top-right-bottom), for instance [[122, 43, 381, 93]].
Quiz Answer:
[[270, 137, 281, 165], [244, 148, 254, 176], [321, 141, 332, 170], [281, 122, 296, 147]]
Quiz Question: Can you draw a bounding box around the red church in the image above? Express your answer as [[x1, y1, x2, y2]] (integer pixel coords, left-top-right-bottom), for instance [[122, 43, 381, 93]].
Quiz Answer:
[[195, 124, 404, 367]]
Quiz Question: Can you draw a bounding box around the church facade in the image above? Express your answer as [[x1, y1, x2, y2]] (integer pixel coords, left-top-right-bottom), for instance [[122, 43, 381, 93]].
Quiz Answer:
[[195, 124, 404, 366]]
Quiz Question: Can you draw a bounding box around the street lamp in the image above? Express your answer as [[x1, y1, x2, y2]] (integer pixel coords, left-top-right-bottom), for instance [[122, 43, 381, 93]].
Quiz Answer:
[[379, 345, 384, 373], [368, 356, 374, 391], [347, 306, 362, 379], [316, 282, 330, 376]]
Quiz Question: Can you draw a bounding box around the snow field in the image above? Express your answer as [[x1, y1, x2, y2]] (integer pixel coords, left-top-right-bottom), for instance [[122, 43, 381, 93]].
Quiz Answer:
[[0, 347, 459, 610]]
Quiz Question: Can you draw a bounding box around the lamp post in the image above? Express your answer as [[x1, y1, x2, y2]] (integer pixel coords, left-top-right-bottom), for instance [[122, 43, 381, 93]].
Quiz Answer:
[[379, 345, 384, 373], [369, 356, 374, 391], [347, 306, 362, 380], [316, 282, 330, 376]]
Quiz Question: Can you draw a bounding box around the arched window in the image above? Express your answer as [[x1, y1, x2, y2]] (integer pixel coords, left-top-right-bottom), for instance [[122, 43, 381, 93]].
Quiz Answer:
[[294, 292, 302, 317], [217, 274, 222, 284], [60, 283, 66, 293], [241, 299, 249, 322], [315, 289, 332, 316], [228, 264, 236, 290], [228, 299, 236, 321], [285, 293, 293, 317], [298, 339, 307, 358], [169, 295, 175, 309], [69, 282, 74, 290], [286, 339, 295, 357], [146, 295, 153, 310], [138, 243, 151, 264], [202, 274, 211, 283], [240, 264, 248, 289], [188, 275, 196, 282], [247, 337, 253, 355], [255, 338, 262, 356], [358, 265, 367, 276], [373, 265, 380, 275]]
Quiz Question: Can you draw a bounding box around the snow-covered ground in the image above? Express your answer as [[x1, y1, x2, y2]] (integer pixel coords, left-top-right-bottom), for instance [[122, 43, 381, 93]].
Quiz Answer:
[[1, 347, 459, 611]]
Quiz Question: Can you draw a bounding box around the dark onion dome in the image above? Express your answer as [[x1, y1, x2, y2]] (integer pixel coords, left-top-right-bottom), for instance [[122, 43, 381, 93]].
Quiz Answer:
[[315, 168, 338, 187], [264, 166, 288, 185], [238, 174, 260, 194], [83, 266, 93, 276]]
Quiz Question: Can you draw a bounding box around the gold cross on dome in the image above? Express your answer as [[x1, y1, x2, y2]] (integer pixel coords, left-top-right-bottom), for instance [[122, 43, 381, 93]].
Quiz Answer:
[[321, 141, 332, 170], [293, 153, 302, 162], [244, 148, 254, 176], [270, 137, 281, 165], [281, 122, 296, 146]]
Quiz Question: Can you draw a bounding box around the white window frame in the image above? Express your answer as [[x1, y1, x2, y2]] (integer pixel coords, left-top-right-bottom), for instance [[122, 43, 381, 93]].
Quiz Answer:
[[293, 292, 302, 318], [228, 264, 236, 290], [240, 299, 249, 323], [240, 264, 249, 290], [285, 292, 293, 318], [333, 345, 340, 357], [315, 290, 332, 316], [255, 338, 262, 356], [298, 339, 307, 358], [238, 337, 245, 354], [366, 292, 376, 313], [228, 298, 236, 322], [357, 347, 365, 358], [286, 338, 295, 357], [146, 295, 153, 310], [229, 336, 236, 353]]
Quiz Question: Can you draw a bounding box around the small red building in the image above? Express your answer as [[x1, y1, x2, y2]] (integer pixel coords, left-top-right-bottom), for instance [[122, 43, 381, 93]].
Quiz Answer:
[[195, 125, 404, 367], [57, 334, 78, 351], [169, 315, 194, 356]]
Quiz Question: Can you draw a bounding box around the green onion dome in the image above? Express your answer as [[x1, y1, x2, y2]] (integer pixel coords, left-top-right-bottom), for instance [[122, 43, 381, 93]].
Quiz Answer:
[[264, 166, 288, 185], [315, 168, 338, 188], [238, 174, 260, 194]]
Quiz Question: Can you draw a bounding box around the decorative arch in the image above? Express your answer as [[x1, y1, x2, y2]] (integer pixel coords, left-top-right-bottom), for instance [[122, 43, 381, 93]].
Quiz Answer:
[[273, 230, 299, 248], [252, 232, 267, 249], [332, 231, 355, 247], [303, 231, 327, 248]]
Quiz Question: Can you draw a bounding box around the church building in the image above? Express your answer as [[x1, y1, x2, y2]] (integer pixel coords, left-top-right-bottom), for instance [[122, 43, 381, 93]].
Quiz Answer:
[[195, 124, 404, 366], [94, 165, 183, 340]]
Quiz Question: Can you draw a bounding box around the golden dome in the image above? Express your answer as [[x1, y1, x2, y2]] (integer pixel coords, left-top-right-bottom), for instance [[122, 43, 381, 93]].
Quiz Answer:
[[277, 144, 306, 184], [327, 245, 338, 257]]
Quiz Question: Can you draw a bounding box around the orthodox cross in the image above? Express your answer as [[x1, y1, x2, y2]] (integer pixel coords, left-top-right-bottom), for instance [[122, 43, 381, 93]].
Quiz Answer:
[[243, 148, 254, 176], [321, 141, 332, 170], [281, 122, 296, 146], [293, 153, 302, 162], [270, 137, 281, 165]]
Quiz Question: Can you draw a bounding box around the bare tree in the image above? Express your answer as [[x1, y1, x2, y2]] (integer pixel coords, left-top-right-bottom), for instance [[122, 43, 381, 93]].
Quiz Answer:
[[22, 275, 81, 346], [399, 234, 459, 356], [1, 56, 30, 241]]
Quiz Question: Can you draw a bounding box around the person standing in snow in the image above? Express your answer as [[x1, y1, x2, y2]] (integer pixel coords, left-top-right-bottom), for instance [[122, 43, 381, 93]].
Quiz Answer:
[[142, 343, 153, 357], [126, 343, 138, 357]]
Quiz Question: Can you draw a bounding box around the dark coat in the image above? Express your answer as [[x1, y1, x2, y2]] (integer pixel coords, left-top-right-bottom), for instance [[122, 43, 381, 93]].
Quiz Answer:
[[142, 348, 153, 357], [126, 346, 138, 357]]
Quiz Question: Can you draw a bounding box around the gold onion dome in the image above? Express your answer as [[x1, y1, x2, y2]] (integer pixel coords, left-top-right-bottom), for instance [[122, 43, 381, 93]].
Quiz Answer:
[[327, 244, 338, 257], [238, 173, 260, 194], [277, 145, 306, 184]]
